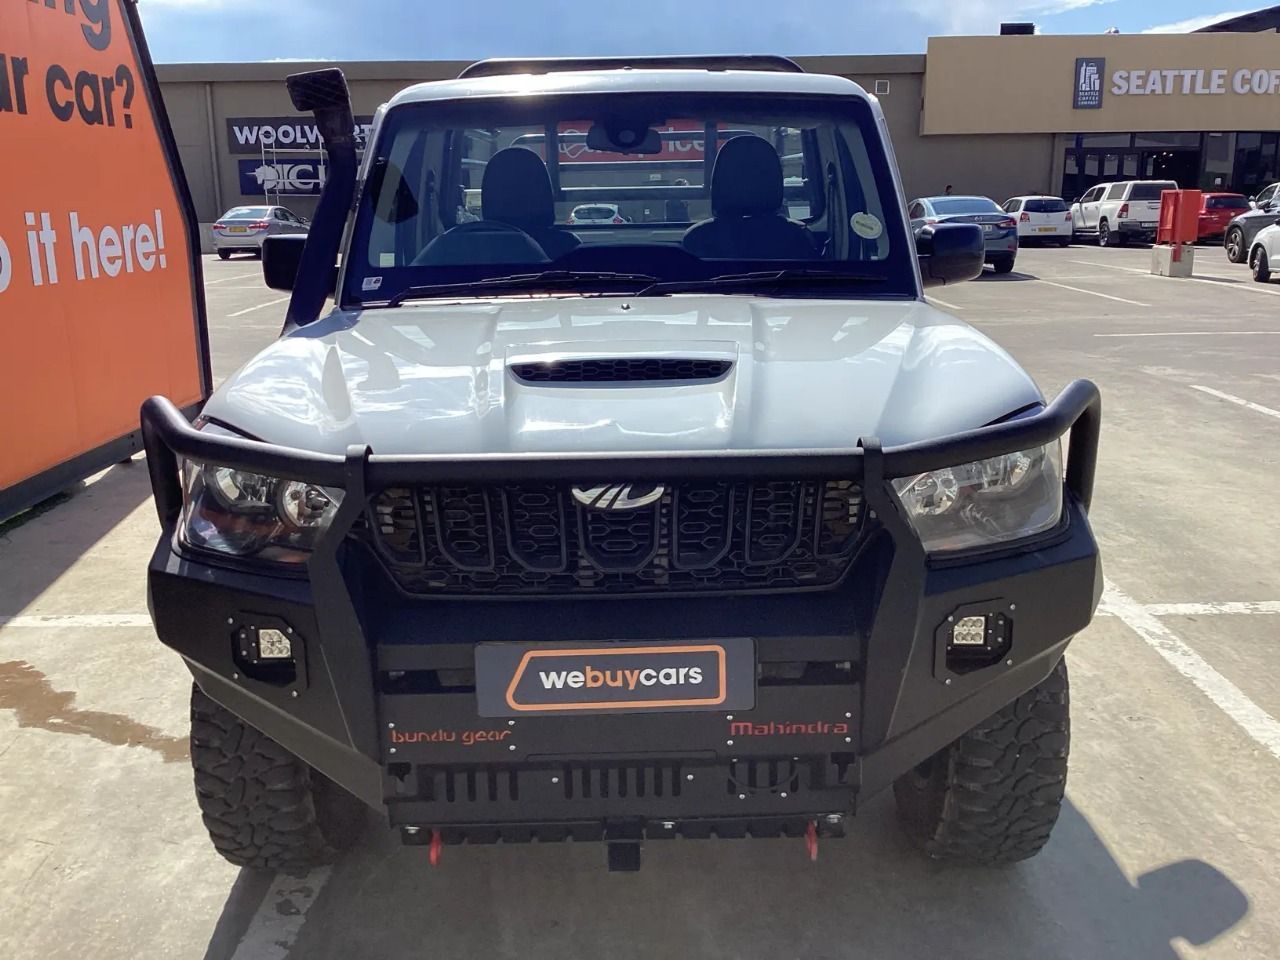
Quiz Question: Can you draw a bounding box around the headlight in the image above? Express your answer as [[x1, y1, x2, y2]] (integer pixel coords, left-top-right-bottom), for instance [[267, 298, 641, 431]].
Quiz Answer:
[[891, 441, 1063, 553], [180, 460, 344, 563]]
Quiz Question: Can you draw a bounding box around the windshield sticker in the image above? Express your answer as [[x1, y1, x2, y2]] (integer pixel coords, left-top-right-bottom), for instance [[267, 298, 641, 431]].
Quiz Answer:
[[850, 212, 883, 240], [379, 253, 396, 267], [362, 276, 383, 291]]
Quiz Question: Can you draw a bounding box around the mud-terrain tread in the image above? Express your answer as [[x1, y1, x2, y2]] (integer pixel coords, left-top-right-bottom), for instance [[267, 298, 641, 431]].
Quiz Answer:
[[893, 658, 1069, 863], [190, 685, 348, 870]]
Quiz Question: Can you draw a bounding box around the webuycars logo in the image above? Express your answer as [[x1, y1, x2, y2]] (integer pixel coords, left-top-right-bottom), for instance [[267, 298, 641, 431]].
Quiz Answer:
[[537, 664, 705, 691], [504, 645, 726, 712]]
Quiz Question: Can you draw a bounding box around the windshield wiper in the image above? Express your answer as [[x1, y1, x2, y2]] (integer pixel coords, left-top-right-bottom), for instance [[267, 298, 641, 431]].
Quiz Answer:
[[635, 269, 883, 297], [386, 271, 659, 306]]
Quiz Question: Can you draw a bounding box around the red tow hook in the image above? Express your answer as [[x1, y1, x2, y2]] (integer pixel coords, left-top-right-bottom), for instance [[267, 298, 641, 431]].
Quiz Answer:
[[428, 829, 442, 867], [805, 820, 819, 862]]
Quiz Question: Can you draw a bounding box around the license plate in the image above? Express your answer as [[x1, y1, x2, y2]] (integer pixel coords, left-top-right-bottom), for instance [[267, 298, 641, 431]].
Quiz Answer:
[[1140, 222, 1157, 229], [475, 638, 756, 716], [228, 226, 247, 233], [1036, 226, 1057, 233]]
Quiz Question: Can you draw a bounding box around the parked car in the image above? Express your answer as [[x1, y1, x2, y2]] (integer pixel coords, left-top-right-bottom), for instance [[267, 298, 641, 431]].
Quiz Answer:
[[141, 58, 1102, 872], [1070, 180, 1177, 247], [1197, 193, 1250, 241], [1248, 222, 1280, 282], [211, 205, 309, 259], [1224, 184, 1280, 263], [568, 203, 624, 225], [909, 195, 1018, 273], [1003, 196, 1073, 246]]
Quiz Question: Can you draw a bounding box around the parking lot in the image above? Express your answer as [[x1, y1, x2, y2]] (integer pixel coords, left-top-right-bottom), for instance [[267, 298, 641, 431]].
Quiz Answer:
[[2, 242, 1279, 960]]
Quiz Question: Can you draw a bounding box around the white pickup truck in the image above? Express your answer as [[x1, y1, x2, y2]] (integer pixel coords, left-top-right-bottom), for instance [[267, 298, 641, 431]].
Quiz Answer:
[[1071, 180, 1177, 246]]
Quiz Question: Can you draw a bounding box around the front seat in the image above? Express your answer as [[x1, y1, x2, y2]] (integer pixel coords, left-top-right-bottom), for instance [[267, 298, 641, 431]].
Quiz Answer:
[[682, 136, 816, 260], [480, 148, 581, 260], [414, 147, 580, 266]]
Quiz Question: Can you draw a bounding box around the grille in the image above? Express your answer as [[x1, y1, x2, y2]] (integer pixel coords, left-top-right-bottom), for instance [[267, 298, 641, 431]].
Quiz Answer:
[[509, 357, 732, 384], [352, 478, 864, 596]]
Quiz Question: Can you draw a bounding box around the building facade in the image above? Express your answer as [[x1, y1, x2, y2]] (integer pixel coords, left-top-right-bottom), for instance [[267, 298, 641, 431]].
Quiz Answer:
[[157, 30, 1280, 228]]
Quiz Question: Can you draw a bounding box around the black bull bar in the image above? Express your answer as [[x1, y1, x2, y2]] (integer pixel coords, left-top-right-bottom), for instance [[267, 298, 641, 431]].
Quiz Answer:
[[141, 380, 1101, 820]]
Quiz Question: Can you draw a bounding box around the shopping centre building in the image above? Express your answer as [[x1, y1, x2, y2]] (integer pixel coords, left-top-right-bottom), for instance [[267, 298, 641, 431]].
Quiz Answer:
[[156, 10, 1280, 227]]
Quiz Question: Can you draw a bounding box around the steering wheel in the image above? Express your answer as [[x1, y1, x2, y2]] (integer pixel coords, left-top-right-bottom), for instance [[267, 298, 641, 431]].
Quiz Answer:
[[412, 219, 548, 266]]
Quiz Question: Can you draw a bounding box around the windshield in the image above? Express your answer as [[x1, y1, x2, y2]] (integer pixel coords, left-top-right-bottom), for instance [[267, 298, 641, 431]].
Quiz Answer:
[[1129, 183, 1177, 201], [1025, 198, 1067, 213], [221, 206, 271, 220], [931, 197, 1002, 215], [344, 92, 914, 304]]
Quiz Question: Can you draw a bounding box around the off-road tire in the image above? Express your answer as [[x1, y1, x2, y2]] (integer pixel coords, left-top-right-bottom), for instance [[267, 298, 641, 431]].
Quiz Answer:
[[190, 685, 364, 870], [1097, 220, 1112, 247], [892, 657, 1069, 864], [1251, 246, 1271, 283], [217, 250, 231, 260], [1225, 227, 1246, 264]]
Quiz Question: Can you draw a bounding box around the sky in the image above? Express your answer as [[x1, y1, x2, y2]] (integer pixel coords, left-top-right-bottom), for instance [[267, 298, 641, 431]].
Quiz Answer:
[[137, 1, 1266, 62]]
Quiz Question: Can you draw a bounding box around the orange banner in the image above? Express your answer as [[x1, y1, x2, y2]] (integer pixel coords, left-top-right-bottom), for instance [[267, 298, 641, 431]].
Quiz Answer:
[[0, 0, 206, 500]]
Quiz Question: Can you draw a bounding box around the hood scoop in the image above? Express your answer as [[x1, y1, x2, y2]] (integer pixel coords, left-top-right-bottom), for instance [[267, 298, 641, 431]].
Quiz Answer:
[[509, 357, 733, 385]]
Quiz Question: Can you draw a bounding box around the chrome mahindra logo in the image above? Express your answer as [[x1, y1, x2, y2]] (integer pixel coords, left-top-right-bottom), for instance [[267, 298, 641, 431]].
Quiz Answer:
[[570, 483, 666, 511]]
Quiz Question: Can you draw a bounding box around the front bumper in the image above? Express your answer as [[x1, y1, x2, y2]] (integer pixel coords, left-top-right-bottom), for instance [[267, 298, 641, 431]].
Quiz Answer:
[[142, 382, 1102, 841]]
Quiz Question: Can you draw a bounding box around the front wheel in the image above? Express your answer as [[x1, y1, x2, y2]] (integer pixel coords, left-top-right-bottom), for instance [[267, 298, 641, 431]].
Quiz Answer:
[[893, 658, 1070, 863], [1225, 227, 1246, 263], [190, 685, 366, 869], [1251, 246, 1272, 283]]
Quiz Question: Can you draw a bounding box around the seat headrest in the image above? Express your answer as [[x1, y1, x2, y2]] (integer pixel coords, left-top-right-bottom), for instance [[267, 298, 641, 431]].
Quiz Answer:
[[481, 148, 555, 229], [711, 136, 784, 217]]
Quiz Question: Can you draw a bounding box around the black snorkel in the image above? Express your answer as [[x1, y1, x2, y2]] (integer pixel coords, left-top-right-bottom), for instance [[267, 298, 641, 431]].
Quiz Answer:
[[263, 68, 358, 329]]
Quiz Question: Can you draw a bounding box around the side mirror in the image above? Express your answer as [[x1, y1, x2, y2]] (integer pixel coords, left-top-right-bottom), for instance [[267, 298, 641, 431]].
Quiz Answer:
[[263, 234, 335, 295], [917, 222, 984, 287]]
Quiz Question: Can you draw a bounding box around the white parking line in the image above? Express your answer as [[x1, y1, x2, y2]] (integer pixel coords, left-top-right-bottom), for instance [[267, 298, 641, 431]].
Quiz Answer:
[[1094, 331, 1280, 338], [1102, 581, 1280, 762], [1144, 601, 1280, 616], [0, 614, 152, 628], [227, 296, 291, 318], [230, 867, 332, 960], [1070, 258, 1280, 296], [1069, 259, 1145, 273], [1034, 278, 1149, 307], [926, 296, 963, 311], [204, 272, 260, 285], [1191, 385, 1280, 421]]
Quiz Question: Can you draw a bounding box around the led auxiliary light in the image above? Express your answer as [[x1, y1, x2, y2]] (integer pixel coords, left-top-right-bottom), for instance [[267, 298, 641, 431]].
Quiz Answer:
[[951, 616, 988, 647], [257, 628, 294, 660]]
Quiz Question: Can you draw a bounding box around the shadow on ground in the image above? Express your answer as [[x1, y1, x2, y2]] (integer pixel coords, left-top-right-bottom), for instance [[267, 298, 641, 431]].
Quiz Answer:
[[205, 796, 1248, 960], [0, 461, 153, 616]]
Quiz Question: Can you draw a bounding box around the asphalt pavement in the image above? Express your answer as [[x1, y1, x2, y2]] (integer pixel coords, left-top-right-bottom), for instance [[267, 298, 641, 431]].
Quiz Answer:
[[2, 244, 1279, 959]]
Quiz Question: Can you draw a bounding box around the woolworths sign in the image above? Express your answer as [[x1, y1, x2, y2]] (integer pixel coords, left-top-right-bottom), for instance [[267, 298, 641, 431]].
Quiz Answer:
[[225, 115, 375, 154]]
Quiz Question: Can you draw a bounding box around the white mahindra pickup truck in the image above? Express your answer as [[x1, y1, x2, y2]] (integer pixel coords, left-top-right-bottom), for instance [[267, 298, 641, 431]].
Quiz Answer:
[[140, 56, 1102, 873]]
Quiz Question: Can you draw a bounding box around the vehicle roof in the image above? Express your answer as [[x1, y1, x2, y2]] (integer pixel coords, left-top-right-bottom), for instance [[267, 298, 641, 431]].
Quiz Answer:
[[386, 68, 868, 108], [1202, 191, 1247, 197], [917, 195, 997, 203], [1007, 195, 1064, 200]]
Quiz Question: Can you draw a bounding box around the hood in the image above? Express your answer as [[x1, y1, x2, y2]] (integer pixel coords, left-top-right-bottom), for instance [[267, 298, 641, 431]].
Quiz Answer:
[[203, 296, 1041, 455]]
